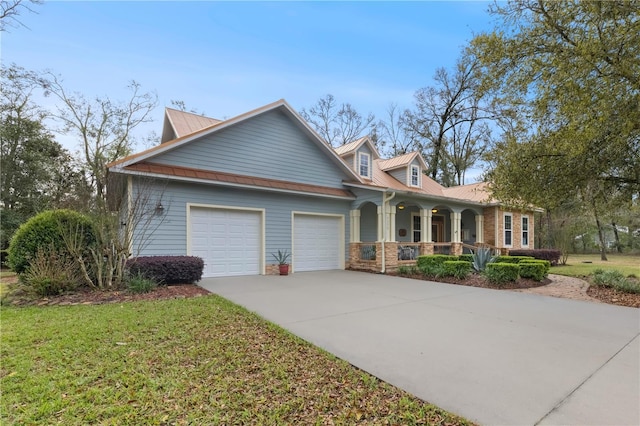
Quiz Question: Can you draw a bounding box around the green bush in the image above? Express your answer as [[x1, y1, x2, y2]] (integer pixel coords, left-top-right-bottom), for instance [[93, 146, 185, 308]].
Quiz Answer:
[[518, 263, 546, 281], [591, 269, 626, 288], [457, 254, 474, 263], [7, 209, 96, 274], [21, 248, 79, 296], [494, 255, 534, 264], [397, 265, 419, 275], [519, 259, 551, 276], [442, 261, 472, 279], [484, 263, 520, 287], [416, 255, 457, 276], [613, 279, 640, 294], [127, 272, 158, 294]]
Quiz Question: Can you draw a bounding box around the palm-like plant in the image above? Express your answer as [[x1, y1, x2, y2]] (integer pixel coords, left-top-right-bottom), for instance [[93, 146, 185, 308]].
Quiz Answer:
[[472, 247, 497, 272]]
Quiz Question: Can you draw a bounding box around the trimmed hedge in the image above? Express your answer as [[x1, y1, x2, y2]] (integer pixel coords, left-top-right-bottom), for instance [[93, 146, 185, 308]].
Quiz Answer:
[[518, 263, 546, 281], [7, 209, 96, 274], [509, 249, 562, 266], [457, 254, 474, 263], [126, 256, 204, 285], [484, 263, 519, 286], [442, 261, 472, 279], [494, 255, 534, 264], [417, 255, 458, 275], [519, 259, 551, 275]]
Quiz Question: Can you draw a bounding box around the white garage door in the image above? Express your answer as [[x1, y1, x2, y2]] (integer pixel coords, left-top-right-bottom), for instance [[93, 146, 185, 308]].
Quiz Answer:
[[293, 214, 342, 272], [190, 207, 261, 277]]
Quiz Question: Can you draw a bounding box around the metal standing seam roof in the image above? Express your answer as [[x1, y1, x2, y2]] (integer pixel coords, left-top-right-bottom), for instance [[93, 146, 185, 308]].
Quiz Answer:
[[123, 162, 356, 199], [442, 182, 495, 203], [165, 108, 221, 138]]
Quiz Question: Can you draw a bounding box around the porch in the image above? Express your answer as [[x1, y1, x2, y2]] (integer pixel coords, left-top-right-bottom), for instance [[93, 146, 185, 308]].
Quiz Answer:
[[348, 200, 491, 272]]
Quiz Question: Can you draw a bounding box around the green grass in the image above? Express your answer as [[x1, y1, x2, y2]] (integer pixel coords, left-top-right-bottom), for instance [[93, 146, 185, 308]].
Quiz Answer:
[[1, 296, 472, 425], [551, 253, 640, 278]]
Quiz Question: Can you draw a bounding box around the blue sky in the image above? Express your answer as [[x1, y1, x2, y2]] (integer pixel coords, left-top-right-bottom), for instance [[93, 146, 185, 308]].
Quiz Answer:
[[2, 1, 494, 151]]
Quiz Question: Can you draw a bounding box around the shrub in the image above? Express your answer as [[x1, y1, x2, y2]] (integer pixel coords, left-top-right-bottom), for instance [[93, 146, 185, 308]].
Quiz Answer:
[[457, 254, 473, 263], [518, 263, 546, 281], [484, 263, 519, 287], [21, 247, 79, 296], [614, 279, 640, 294], [397, 265, 419, 275], [471, 247, 497, 272], [127, 272, 158, 294], [494, 255, 534, 264], [509, 249, 562, 266], [591, 269, 626, 288], [416, 255, 458, 276], [126, 256, 204, 285], [442, 261, 472, 279], [7, 209, 96, 274], [519, 259, 550, 276]]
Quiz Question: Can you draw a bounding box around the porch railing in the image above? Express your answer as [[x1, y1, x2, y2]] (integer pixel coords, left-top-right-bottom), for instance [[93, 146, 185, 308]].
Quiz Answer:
[[360, 244, 377, 261], [397, 244, 421, 260], [433, 243, 451, 255]]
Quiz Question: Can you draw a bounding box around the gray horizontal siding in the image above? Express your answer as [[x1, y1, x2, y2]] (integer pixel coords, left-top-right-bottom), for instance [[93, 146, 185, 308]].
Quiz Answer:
[[130, 178, 351, 263], [153, 109, 349, 188], [389, 168, 407, 186]]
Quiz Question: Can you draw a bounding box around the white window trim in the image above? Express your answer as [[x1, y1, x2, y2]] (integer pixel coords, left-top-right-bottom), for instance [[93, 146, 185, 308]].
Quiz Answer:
[[411, 212, 421, 243], [409, 165, 420, 187], [358, 152, 371, 179], [504, 212, 513, 247], [521, 215, 529, 247]]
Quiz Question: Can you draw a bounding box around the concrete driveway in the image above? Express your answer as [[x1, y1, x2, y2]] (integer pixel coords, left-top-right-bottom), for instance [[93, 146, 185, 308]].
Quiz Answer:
[[199, 270, 640, 426]]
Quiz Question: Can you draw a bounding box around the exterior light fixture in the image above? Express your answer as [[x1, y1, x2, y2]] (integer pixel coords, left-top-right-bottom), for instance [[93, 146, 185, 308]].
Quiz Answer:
[[431, 208, 438, 213], [155, 202, 164, 214], [397, 203, 405, 210]]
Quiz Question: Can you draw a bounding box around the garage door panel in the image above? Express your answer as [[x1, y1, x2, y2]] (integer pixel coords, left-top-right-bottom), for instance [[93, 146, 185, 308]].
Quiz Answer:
[[190, 207, 261, 278], [294, 215, 342, 272]]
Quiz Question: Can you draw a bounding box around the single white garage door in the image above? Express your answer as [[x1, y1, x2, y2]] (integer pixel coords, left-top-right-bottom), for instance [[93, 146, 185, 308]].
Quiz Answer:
[[293, 214, 342, 272], [190, 207, 261, 277]]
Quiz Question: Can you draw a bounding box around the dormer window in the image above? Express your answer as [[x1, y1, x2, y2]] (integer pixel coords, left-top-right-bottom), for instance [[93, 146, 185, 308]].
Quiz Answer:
[[410, 165, 420, 187], [359, 152, 371, 179]]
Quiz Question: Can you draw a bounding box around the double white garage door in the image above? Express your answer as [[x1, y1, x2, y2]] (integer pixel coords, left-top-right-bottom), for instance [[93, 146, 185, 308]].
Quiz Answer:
[[189, 207, 342, 277]]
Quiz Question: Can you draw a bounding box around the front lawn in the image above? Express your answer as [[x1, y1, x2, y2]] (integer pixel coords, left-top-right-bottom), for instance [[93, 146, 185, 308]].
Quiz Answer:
[[551, 254, 640, 277], [1, 295, 472, 425]]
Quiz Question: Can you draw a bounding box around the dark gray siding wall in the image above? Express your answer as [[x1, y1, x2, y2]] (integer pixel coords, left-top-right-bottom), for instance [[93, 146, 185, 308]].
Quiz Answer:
[[130, 178, 351, 262], [152, 109, 349, 188]]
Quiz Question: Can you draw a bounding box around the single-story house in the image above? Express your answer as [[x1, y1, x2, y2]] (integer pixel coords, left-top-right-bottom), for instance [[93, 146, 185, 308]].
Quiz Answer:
[[107, 99, 536, 277]]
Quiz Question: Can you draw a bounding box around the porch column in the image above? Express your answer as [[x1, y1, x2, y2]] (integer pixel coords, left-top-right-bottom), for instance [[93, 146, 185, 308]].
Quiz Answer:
[[421, 209, 432, 243], [350, 209, 361, 243], [388, 205, 396, 242], [377, 206, 383, 241], [450, 212, 462, 243], [475, 214, 484, 243]]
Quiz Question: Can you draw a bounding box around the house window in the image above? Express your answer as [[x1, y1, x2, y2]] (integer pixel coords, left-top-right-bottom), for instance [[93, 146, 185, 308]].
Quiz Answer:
[[504, 213, 513, 247], [411, 213, 421, 242], [410, 165, 420, 187], [522, 215, 529, 247], [359, 152, 371, 178]]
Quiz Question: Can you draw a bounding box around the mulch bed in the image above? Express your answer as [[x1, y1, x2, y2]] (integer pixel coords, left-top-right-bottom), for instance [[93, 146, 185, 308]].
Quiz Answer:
[[384, 270, 551, 290], [6, 283, 210, 307], [587, 286, 640, 308]]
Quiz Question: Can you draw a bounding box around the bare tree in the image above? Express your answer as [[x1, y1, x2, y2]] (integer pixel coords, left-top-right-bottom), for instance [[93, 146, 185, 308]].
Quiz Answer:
[[0, 0, 42, 31], [376, 103, 419, 157], [301, 94, 376, 147], [404, 55, 495, 185], [38, 72, 158, 207]]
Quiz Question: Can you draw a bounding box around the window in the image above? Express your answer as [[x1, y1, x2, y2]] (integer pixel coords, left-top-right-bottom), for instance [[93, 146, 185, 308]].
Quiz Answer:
[[359, 152, 371, 178], [504, 213, 513, 247], [522, 215, 529, 247], [411, 213, 421, 242], [410, 165, 420, 187]]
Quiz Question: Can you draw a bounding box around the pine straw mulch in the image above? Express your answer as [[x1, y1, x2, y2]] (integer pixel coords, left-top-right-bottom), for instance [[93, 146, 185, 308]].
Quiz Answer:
[[586, 285, 640, 308]]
